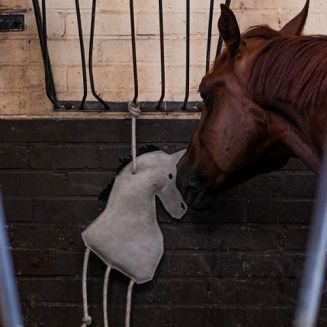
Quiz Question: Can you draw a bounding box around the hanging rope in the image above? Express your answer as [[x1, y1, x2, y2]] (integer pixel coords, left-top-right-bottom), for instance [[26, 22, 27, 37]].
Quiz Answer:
[[103, 267, 111, 327], [128, 102, 141, 174], [81, 249, 92, 327], [125, 280, 135, 327]]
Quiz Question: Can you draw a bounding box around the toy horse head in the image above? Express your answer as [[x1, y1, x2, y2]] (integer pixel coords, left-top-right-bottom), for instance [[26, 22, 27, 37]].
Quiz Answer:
[[80, 146, 187, 327]]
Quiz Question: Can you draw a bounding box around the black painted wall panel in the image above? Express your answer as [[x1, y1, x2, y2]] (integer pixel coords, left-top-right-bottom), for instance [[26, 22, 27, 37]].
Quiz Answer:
[[0, 119, 320, 327]]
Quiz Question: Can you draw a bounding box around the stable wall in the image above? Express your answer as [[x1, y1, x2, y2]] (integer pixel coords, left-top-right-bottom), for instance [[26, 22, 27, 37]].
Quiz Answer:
[[0, 1, 326, 326], [0, 0, 326, 116]]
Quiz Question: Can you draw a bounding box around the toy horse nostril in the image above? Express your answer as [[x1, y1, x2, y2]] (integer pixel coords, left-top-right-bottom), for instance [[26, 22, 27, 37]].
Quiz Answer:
[[181, 203, 185, 210]]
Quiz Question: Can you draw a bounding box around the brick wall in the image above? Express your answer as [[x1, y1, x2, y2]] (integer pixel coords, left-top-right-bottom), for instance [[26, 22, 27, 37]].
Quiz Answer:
[[0, 119, 324, 326], [0, 0, 326, 116]]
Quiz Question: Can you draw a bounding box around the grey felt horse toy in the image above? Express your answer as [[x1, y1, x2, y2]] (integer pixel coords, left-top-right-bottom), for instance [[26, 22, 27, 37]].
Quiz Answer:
[[80, 145, 187, 327]]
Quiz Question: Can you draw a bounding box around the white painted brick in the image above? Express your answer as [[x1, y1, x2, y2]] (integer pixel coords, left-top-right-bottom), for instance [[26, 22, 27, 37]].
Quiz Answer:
[[47, 11, 66, 38], [0, 39, 28, 63], [232, 0, 309, 10], [0, 92, 27, 114], [65, 12, 131, 36], [29, 39, 45, 64], [136, 63, 197, 92], [46, 39, 97, 65], [98, 0, 130, 12], [0, 0, 29, 10], [232, 10, 282, 31], [0, 64, 66, 92], [67, 64, 133, 92], [303, 12, 327, 34], [0, 66, 25, 91], [97, 39, 132, 62], [136, 0, 216, 13], [137, 12, 215, 36], [99, 37, 209, 65], [46, 0, 92, 10], [23, 11, 38, 35], [23, 11, 65, 38], [25, 65, 67, 92], [315, 0, 327, 11], [26, 92, 52, 115]]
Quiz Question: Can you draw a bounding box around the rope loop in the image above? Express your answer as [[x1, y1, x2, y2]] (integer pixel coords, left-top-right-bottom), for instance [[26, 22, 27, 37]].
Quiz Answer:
[[128, 102, 141, 118], [81, 315, 92, 327]]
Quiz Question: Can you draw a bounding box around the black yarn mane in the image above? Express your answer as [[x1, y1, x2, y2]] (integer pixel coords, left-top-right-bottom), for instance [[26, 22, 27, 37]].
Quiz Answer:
[[99, 144, 160, 202]]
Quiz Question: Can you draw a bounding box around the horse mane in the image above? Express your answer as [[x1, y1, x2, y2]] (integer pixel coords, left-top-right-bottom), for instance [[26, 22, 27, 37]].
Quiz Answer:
[[246, 26, 327, 111], [99, 144, 160, 201]]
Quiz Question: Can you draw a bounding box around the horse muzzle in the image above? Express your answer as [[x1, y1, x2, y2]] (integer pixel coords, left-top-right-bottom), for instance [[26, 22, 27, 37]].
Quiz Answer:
[[176, 167, 216, 210]]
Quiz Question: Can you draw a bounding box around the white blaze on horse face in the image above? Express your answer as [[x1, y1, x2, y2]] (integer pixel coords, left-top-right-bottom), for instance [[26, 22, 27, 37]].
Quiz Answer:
[[82, 150, 187, 285]]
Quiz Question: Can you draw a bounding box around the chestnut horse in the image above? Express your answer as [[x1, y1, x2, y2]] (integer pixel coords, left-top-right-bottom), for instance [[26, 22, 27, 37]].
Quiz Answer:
[[177, 0, 327, 209]]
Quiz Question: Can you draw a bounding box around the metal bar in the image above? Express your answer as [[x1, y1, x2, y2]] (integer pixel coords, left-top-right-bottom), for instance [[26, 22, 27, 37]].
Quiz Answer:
[[155, 0, 166, 110], [129, 0, 139, 105], [181, 0, 190, 110], [216, 0, 232, 57], [75, 0, 88, 109], [0, 192, 23, 327], [41, 0, 58, 107], [32, 0, 59, 108], [294, 147, 327, 327], [206, 0, 215, 73], [88, 0, 110, 110]]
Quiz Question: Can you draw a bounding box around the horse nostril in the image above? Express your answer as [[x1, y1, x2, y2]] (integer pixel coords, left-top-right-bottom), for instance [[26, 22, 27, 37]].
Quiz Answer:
[[181, 203, 185, 210], [189, 177, 200, 189]]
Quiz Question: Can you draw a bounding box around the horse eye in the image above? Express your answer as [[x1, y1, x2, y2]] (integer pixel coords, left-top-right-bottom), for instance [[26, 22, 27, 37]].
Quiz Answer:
[[168, 174, 173, 180]]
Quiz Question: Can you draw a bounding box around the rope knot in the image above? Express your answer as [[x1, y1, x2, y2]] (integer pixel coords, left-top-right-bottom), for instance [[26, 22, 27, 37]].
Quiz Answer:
[[128, 102, 141, 118], [81, 315, 92, 327]]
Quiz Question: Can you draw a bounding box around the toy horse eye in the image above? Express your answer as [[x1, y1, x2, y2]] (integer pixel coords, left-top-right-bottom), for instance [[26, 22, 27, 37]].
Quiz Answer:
[[168, 174, 173, 180]]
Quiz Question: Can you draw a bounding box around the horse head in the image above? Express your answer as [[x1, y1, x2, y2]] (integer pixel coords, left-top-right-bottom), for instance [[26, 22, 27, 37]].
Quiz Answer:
[[177, 1, 314, 209]]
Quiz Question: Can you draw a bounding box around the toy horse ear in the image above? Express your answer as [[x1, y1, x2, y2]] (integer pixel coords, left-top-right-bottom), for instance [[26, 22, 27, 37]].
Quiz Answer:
[[280, 0, 309, 36], [218, 4, 241, 56]]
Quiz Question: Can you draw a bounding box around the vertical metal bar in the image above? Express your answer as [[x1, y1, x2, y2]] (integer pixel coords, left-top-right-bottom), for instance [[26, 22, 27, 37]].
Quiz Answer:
[[206, 0, 215, 73], [41, 0, 58, 107], [32, 0, 59, 108], [89, 0, 110, 110], [155, 0, 165, 110], [294, 147, 327, 327], [216, 0, 232, 57], [0, 192, 23, 327], [181, 0, 190, 110], [75, 0, 88, 109], [129, 0, 139, 104]]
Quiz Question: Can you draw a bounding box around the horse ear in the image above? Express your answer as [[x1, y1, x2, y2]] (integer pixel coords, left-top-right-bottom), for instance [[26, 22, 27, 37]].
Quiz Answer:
[[280, 0, 309, 36], [218, 4, 241, 56]]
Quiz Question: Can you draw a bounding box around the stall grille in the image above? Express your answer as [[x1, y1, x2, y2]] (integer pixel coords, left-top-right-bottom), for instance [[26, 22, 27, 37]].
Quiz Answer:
[[32, 0, 231, 112]]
